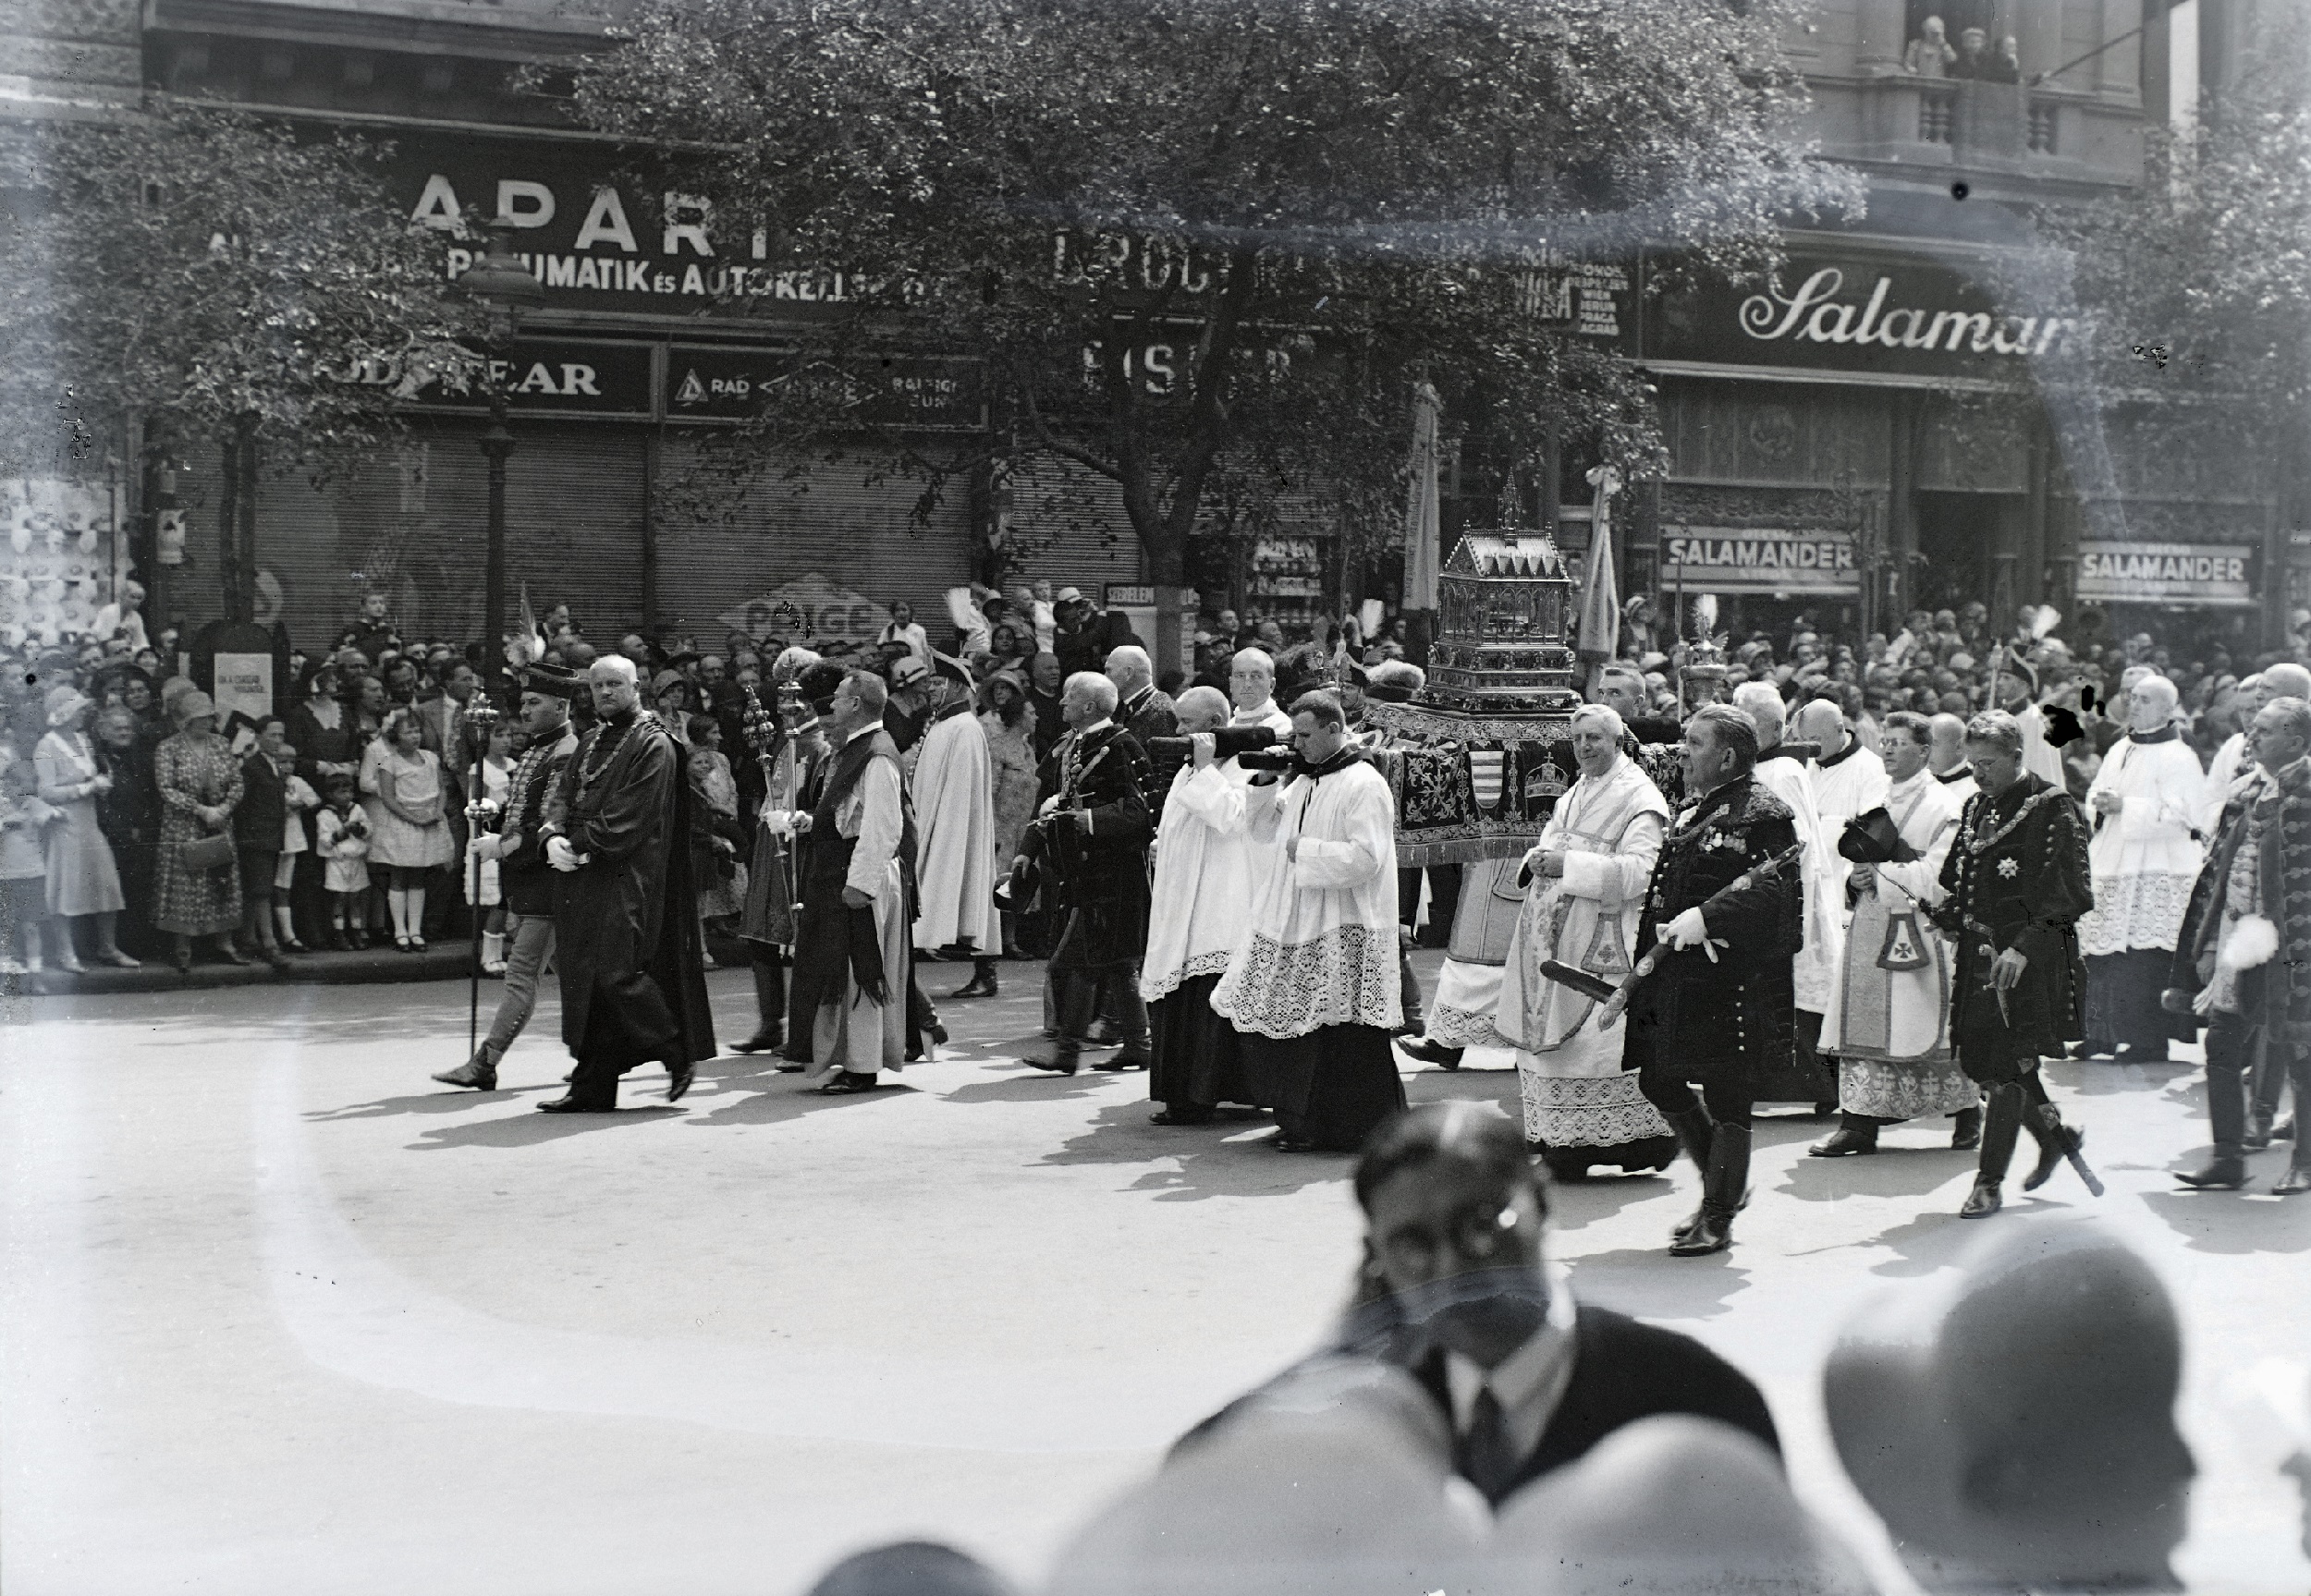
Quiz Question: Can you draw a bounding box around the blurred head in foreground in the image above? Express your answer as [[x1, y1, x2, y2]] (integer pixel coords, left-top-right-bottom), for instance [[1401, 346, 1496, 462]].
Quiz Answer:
[[1824, 1221, 2192, 1592]]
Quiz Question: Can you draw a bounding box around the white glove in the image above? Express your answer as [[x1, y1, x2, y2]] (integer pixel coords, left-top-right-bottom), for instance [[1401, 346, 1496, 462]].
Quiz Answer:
[[546, 835, 582, 872], [465, 798, 501, 823], [471, 833, 503, 862], [1659, 906, 1720, 960]]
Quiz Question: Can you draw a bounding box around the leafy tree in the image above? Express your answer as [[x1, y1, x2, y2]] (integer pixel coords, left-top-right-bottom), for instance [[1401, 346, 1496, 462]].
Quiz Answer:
[[0, 100, 476, 623], [565, 0, 1856, 665]]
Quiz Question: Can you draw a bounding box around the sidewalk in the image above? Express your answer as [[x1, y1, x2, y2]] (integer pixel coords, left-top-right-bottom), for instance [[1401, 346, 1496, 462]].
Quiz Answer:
[[0, 941, 479, 997]]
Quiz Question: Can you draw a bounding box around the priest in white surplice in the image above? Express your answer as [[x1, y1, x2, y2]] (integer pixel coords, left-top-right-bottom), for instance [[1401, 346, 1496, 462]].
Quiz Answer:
[[2077, 673, 2205, 1063], [1212, 690, 1407, 1153], [1796, 698, 1889, 844], [909, 654, 1003, 996], [1226, 648, 1296, 737], [1732, 681, 1845, 1102], [1141, 687, 1254, 1127], [1812, 710, 1979, 1157], [1496, 703, 1678, 1178]]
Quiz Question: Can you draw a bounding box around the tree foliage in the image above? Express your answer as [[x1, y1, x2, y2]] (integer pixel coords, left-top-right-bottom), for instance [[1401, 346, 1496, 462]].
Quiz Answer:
[[0, 99, 477, 482], [564, 0, 1857, 627]]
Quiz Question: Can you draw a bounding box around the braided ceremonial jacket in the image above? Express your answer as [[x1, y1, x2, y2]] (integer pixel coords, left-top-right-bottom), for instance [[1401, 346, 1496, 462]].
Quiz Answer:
[[1034, 720, 1154, 965], [1931, 773, 2091, 1058], [1625, 774, 1803, 1076], [2166, 756, 2311, 1047]]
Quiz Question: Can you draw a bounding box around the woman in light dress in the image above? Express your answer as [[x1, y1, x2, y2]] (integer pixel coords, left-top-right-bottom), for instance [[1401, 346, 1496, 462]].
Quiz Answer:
[[34, 684, 133, 969]]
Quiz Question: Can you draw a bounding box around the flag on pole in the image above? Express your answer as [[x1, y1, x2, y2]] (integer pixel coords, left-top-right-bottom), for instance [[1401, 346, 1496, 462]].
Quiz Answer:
[[1403, 380, 1443, 614], [1576, 465, 1623, 683], [516, 581, 543, 664]]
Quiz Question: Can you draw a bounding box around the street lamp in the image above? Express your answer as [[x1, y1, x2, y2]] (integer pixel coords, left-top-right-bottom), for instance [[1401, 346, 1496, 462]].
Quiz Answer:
[[452, 221, 544, 700]]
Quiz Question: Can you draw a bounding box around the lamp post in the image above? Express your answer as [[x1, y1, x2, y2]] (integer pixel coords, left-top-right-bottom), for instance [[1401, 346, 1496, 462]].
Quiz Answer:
[[452, 222, 544, 700]]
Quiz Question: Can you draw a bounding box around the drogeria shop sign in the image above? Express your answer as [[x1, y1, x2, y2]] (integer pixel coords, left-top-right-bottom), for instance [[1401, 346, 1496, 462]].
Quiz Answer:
[[2076, 542, 2258, 607], [1661, 527, 1859, 594], [1639, 253, 2084, 377]]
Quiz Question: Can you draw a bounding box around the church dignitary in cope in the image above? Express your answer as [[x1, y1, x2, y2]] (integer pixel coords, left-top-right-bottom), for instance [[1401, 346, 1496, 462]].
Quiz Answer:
[[908, 653, 1003, 995], [1020, 672, 1156, 1075], [2076, 674, 2204, 1063], [2162, 696, 2311, 1194], [1495, 702, 1677, 1180], [1140, 686, 1255, 1126], [433, 663, 584, 1090], [1617, 705, 1804, 1257], [1177, 1103, 1778, 1501], [1211, 690, 1407, 1152], [765, 669, 915, 1093], [532, 656, 715, 1113], [1928, 711, 2094, 1218], [1731, 681, 1844, 1105], [1813, 711, 1980, 1156]]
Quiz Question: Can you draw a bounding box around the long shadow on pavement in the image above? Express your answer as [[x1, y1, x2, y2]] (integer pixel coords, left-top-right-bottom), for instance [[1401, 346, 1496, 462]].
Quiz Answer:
[[2140, 1188, 2311, 1255], [1562, 1248, 1754, 1321], [406, 1103, 686, 1150], [686, 1078, 921, 1127], [1542, 1170, 1676, 1237], [1037, 1101, 1345, 1201], [1778, 1146, 1976, 1204]]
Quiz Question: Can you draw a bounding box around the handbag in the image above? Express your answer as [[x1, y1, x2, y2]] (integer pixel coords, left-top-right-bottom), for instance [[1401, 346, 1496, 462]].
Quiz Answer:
[[179, 830, 235, 871]]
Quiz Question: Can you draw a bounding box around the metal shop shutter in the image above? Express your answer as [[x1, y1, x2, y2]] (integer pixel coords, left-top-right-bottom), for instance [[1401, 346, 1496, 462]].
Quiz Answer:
[[183, 422, 649, 658], [1001, 454, 1149, 603], [654, 436, 971, 656]]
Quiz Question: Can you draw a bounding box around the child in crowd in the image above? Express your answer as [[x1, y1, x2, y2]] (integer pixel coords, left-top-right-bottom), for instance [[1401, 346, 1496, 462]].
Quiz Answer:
[[686, 713, 748, 967], [0, 744, 60, 973], [313, 773, 371, 949]]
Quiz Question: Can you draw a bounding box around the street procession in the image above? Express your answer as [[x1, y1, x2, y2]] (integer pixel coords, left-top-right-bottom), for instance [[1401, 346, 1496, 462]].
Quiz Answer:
[[6, 1, 2311, 1593]]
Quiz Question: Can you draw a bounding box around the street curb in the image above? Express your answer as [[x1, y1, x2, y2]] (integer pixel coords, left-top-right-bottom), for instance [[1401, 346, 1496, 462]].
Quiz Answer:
[[1, 946, 476, 997]]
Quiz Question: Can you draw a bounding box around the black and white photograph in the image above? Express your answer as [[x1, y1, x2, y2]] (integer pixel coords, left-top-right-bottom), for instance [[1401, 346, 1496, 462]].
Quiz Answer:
[[3, 0, 2309, 1591]]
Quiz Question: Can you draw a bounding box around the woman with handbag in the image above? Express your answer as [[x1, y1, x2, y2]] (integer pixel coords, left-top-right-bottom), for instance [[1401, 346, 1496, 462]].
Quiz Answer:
[[34, 684, 133, 970], [152, 689, 247, 972], [361, 707, 454, 952]]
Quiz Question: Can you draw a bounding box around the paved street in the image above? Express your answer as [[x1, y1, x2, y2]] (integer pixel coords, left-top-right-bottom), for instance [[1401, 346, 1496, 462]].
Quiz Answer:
[[6, 951, 2311, 1596]]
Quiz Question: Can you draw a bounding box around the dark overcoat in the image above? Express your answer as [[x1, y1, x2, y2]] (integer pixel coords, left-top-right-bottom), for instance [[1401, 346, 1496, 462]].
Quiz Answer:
[[1034, 721, 1153, 969]]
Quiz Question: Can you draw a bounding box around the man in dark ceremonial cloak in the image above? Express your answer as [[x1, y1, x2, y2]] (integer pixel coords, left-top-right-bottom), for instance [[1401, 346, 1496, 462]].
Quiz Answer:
[[1621, 705, 1804, 1259], [1931, 709, 2093, 1217], [535, 656, 715, 1112]]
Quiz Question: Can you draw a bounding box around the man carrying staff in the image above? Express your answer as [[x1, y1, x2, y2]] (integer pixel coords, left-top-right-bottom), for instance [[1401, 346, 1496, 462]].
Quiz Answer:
[[1619, 705, 1803, 1258], [766, 669, 915, 1094], [1813, 710, 1980, 1156], [2164, 695, 2311, 1195], [433, 662, 583, 1090], [1020, 672, 1156, 1077], [1212, 690, 1407, 1152], [534, 656, 715, 1112], [1930, 711, 2094, 1218]]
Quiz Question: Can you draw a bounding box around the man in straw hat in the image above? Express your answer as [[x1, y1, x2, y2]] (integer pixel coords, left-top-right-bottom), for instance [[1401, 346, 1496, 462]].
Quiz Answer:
[[433, 662, 584, 1090]]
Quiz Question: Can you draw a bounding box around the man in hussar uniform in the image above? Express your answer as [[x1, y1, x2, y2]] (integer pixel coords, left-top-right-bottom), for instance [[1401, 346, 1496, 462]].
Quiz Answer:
[[1813, 711, 1979, 1157], [1617, 705, 1804, 1257], [2076, 674, 2204, 1064], [1213, 690, 1407, 1152], [908, 653, 1003, 996], [433, 661, 583, 1090], [1496, 702, 1676, 1179], [534, 655, 715, 1112], [1141, 686, 1256, 1127], [1931, 711, 2093, 1219], [765, 669, 914, 1094]]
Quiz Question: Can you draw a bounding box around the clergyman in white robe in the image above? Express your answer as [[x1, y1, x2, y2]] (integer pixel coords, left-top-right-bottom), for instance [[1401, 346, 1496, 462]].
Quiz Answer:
[[1496, 723, 1676, 1174], [910, 699, 1000, 956], [2077, 677, 2205, 1061], [1142, 713, 1258, 1121]]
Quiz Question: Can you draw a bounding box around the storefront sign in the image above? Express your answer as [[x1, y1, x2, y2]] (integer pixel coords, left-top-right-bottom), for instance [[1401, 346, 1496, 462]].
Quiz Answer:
[[1641, 253, 2081, 378], [2076, 541, 2257, 606], [388, 139, 869, 314], [666, 347, 984, 429], [716, 573, 887, 648], [1661, 527, 1858, 594], [341, 337, 656, 418]]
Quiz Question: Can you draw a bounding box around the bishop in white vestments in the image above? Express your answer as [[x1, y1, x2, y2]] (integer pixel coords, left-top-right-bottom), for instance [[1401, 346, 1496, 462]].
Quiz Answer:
[[908, 656, 1002, 974], [1213, 691, 1406, 1153], [1813, 711, 1979, 1156], [1495, 705, 1677, 1177]]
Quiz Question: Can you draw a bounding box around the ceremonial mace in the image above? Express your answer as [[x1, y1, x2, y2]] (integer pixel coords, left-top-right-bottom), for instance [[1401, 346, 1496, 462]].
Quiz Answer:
[[741, 680, 805, 952], [462, 698, 503, 1066]]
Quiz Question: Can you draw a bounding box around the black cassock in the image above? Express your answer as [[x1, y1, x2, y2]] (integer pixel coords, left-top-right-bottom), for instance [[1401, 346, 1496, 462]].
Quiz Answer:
[[548, 707, 715, 1103]]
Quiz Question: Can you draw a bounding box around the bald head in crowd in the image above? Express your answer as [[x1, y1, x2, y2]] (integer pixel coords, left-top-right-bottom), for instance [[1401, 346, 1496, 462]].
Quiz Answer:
[[1792, 697, 1848, 757], [1824, 1223, 2193, 1594], [1928, 713, 1970, 775], [1173, 684, 1229, 734], [1731, 680, 1787, 749], [2264, 663, 2311, 704]]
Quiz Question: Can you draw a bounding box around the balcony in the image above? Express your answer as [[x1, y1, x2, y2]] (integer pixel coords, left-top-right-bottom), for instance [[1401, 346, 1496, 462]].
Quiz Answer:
[[1805, 74, 2143, 200]]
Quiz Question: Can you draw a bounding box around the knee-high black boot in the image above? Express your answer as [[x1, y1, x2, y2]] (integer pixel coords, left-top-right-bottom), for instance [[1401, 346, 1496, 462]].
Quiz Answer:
[[1962, 1082, 2027, 1217], [730, 954, 786, 1054], [1672, 1123, 1752, 1257], [1663, 1106, 1715, 1246], [2018, 1076, 2085, 1192]]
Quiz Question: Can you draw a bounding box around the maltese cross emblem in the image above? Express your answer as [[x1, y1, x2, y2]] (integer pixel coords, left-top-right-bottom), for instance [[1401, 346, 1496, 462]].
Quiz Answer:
[[1996, 857, 2020, 878]]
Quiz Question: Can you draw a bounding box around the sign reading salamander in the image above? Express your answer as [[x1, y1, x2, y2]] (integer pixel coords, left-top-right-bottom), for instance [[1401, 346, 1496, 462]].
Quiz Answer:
[[1661, 528, 1858, 594], [2076, 542, 2257, 607]]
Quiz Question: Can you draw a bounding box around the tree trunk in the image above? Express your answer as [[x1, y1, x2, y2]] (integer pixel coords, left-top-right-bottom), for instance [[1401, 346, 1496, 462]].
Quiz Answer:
[[1147, 535, 1190, 681], [236, 420, 259, 628]]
